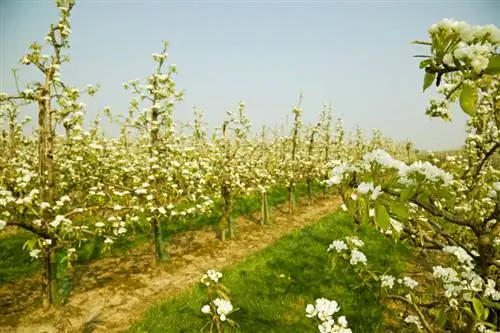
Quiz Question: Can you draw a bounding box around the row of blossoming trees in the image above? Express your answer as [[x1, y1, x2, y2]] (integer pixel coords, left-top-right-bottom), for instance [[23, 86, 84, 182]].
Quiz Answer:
[[0, 0, 411, 308]]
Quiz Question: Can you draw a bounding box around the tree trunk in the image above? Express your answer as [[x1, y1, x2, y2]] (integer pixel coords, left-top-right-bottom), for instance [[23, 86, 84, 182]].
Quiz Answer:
[[219, 185, 235, 240], [42, 247, 61, 307], [225, 191, 235, 239], [260, 192, 271, 225], [265, 192, 270, 223], [307, 179, 313, 203], [151, 217, 167, 264], [227, 216, 235, 239], [38, 80, 55, 307], [288, 185, 295, 214], [478, 233, 494, 279]]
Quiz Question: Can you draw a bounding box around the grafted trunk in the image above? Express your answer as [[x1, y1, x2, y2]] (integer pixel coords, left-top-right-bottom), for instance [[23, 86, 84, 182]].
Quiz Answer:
[[151, 217, 167, 264], [260, 192, 270, 225], [38, 82, 57, 307], [307, 179, 313, 203], [42, 247, 61, 307], [219, 185, 235, 240], [288, 185, 295, 214]]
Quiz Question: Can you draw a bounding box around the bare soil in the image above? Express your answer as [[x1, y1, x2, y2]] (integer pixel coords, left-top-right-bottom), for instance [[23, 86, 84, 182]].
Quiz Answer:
[[0, 195, 340, 333]]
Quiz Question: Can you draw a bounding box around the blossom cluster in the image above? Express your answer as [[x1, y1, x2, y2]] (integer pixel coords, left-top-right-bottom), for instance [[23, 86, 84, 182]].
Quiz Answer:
[[201, 269, 223, 286], [305, 298, 352, 333], [201, 298, 234, 322], [327, 236, 367, 266], [432, 246, 500, 303], [429, 19, 499, 73], [199, 269, 237, 329]]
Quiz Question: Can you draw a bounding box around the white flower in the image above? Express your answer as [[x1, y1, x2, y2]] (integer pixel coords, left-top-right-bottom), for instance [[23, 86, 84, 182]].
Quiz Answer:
[[380, 275, 395, 289], [484, 279, 500, 300], [443, 246, 474, 268], [104, 238, 113, 244], [326, 175, 342, 186], [305, 298, 351, 332], [201, 269, 223, 285], [370, 185, 382, 200], [305, 303, 316, 318], [404, 315, 423, 330], [363, 149, 402, 169], [0, 219, 6, 230], [350, 249, 367, 265], [470, 277, 483, 292], [337, 315, 348, 327], [449, 298, 458, 308], [49, 215, 66, 228], [327, 164, 358, 186], [403, 277, 419, 289], [357, 182, 373, 195], [201, 304, 211, 314], [30, 249, 41, 258], [346, 236, 364, 248], [328, 240, 348, 253], [390, 218, 404, 233], [341, 203, 348, 211], [95, 222, 105, 228], [433, 266, 460, 283], [443, 53, 455, 66], [213, 298, 233, 321], [315, 298, 340, 322]]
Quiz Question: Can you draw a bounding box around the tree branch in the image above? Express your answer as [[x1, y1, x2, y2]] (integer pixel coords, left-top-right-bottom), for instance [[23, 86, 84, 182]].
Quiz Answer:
[[387, 295, 437, 333]]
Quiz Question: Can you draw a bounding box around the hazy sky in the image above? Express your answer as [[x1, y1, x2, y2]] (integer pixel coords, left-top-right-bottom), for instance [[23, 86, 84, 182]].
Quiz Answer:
[[1, 0, 499, 150]]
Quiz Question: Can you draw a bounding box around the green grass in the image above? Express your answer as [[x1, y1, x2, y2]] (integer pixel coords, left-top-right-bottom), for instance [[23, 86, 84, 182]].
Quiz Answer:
[[127, 213, 410, 333], [0, 182, 325, 284]]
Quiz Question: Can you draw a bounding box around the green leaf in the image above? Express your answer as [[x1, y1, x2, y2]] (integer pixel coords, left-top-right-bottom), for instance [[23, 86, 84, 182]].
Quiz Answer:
[[400, 187, 414, 202], [473, 297, 484, 319], [484, 55, 500, 75], [390, 202, 409, 221], [435, 308, 447, 328], [375, 204, 390, 229], [460, 83, 477, 117], [463, 306, 474, 317], [419, 59, 432, 69], [423, 72, 436, 92], [483, 307, 489, 321], [362, 211, 370, 225]]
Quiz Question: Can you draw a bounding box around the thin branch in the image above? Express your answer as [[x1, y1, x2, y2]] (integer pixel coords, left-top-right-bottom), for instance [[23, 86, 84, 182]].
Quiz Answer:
[[384, 188, 478, 232], [387, 295, 437, 333], [472, 141, 500, 180]]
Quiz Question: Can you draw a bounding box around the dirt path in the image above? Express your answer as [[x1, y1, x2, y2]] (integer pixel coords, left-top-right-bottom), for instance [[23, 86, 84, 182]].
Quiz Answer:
[[0, 195, 340, 333]]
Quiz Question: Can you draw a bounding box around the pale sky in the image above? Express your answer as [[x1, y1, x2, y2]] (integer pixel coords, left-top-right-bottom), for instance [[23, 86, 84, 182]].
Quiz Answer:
[[1, 0, 499, 150]]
